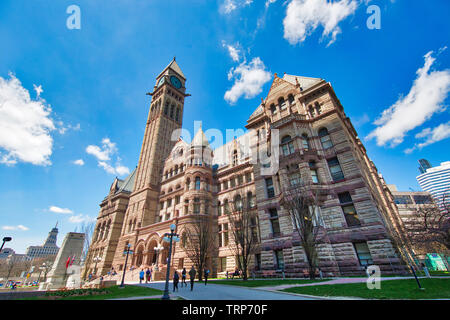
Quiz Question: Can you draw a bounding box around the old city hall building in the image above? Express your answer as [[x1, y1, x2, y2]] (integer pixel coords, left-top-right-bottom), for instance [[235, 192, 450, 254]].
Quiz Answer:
[[85, 59, 411, 280]]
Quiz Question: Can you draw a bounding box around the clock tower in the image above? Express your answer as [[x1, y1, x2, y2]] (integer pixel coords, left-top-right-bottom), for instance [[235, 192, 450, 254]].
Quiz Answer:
[[124, 58, 188, 231]]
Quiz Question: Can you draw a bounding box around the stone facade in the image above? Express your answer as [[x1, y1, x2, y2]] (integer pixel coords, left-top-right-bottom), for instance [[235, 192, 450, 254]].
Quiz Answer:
[[85, 60, 412, 280]]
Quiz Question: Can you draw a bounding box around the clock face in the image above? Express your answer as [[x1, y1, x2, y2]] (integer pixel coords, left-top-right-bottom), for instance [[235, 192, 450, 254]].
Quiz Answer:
[[158, 77, 165, 87], [170, 76, 182, 89]]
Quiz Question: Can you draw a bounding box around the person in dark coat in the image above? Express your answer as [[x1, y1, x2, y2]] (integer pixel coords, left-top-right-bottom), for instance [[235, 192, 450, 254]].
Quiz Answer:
[[181, 268, 187, 287], [204, 268, 210, 285], [173, 271, 180, 292], [145, 268, 151, 283], [189, 266, 196, 291]]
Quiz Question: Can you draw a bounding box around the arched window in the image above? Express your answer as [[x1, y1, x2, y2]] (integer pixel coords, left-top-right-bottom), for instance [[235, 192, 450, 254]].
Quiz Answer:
[[195, 177, 201, 190], [279, 97, 287, 110], [302, 133, 310, 150], [308, 105, 315, 117], [232, 150, 238, 166], [270, 104, 277, 114], [318, 128, 333, 149], [315, 102, 322, 115], [234, 195, 242, 211], [181, 232, 187, 248], [288, 94, 295, 105], [174, 165, 178, 175], [217, 201, 222, 215], [281, 135, 295, 156]]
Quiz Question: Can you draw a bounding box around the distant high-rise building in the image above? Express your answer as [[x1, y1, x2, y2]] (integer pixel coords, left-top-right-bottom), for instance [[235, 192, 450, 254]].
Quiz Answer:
[[417, 161, 450, 208], [418, 159, 432, 174], [25, 223, 60, 260]]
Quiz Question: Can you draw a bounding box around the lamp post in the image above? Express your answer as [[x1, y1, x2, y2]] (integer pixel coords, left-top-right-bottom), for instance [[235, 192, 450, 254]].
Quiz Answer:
[[120, 244, 133, 288], [0, 237, 12, 252], [93, 256, 101, 276], [154, 245, 163, 271], [161, 224, 179, 300]]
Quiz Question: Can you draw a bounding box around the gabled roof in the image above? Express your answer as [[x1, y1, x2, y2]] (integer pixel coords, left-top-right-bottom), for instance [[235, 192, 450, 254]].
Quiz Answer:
[[157, 58, 186, 80], [249, 104, 265, 120], [116, 167, 137, 194], [191, 127, 210, 148], [282, 74, 323, 91]]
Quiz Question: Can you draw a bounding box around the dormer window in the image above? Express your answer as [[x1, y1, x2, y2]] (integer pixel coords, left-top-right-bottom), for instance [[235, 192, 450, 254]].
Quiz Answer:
[[315, 102, 322, 115], [270, 104, 277, 114], [308, 105, 315, 117]]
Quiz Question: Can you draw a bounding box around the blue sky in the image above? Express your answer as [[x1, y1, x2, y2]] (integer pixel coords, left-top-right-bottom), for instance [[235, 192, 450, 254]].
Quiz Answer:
[[0, 0, 449, 253]]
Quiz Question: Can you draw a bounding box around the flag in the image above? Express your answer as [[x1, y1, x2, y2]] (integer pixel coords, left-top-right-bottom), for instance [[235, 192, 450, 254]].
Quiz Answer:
[[70, 255, 76, 266], [65, 256, 71, 269]]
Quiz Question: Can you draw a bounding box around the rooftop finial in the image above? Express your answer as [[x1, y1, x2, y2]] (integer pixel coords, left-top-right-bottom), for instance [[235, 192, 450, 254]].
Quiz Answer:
[[173, 56, 176, 61]]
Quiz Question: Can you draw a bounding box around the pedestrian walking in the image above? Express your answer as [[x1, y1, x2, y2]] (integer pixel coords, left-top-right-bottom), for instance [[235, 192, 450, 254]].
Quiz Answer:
[[146, 268, 151, 283], [173, 270, 180, 292], [189, 266, 196, 291], [139, 269, 145, 284], [204, 268, 210, 285], [181, 267, 187, 287], [88, 273, 93, 282]]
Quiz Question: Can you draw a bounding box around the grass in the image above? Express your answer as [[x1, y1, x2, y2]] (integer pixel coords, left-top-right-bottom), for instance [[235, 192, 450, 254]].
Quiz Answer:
[[23, 285, 163, 300], [210, 278, 328, 287], [282, 278, 450, 299]]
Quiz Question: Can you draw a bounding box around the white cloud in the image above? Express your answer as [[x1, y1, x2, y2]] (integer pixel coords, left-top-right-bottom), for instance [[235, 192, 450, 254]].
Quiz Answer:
[[33, 84, 43, 97], [265, 0, 277, 8], [68, 214, 96, 224], [224, 57, 272, 104], [2, 225, 29, 231], [49, 206, 73, 214], [222, 41, 241, 62], [87, 138, 130, 176], [367, 50, 450, 147], [404, 121, 450, 154], [57, 122, 81, 135], [86, 138, 117, 161], [283, 0, 359, 46], [220, 0, 253, 14], [73, 159, 84, 166], [0, 74, 56, 166]]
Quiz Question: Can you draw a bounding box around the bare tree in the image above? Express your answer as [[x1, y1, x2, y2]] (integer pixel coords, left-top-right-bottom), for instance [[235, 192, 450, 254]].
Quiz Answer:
[[183, 215, 215, 281], [80, 221, 95, 280], [279, 182, 327, 279], [228, 194, 260, 281], [404, 192, 450, 253]]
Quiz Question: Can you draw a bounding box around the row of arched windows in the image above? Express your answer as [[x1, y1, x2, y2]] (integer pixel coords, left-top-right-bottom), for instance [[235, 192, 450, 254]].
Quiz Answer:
[[270, 94, 295, 115], [218, 172, 252, 192], [94, 220, 111, 242], [164, 164, 185, 180], [163, 100, 181, 122], [217, 192, 255, 215], [280, 127, 333, 156], [185, 176, 211, 191], [308, 102, 322, 117]]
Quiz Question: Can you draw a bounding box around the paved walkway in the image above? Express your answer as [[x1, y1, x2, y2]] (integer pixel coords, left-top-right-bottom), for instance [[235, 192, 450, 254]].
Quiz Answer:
[[135, 281, 323, 300]]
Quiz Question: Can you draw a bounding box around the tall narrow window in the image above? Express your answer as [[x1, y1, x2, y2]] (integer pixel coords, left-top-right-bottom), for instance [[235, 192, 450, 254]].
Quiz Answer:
[[232, 150, 238, 166], [217, 201, 222, 216], [234, 195, 242, 211], [315, 102, 322, 115], [279, 97, 287, 110], [247, 192, 255, 208], [170, 104, 175, 119], [281, 135, 295, 156], [308, 105, 315, 117], [302, 133, 310, 150], [288, 94, 295, 105], [339, 192, 361, 226], [193, 198, 200, 214], [269, 208, 280, 237], [289, 172, 301, 186], [175, 107, 180, 122], [265, 178, 275, 198], [245, 172, 252, 182], [309, 161, 319, 184], [274, 250, 284, 270], [354, 242, 373, 266], [319, 128, 333, 149], [270, 104, 277, 114], [195, 177, 201, 190], [328, 157, 344, 181], [224, 199, 230, 214], [164, 102, 169, 115]]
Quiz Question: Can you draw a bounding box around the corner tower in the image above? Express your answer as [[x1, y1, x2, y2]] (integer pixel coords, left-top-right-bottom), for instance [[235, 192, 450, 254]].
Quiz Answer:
[[126, 58, 188, 229]]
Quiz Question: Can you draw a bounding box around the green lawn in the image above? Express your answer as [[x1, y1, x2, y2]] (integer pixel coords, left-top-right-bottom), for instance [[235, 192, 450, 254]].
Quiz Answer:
[[210, 279, 328, 287], [282, 278, 450, 299], [24, 285, 163, 300]]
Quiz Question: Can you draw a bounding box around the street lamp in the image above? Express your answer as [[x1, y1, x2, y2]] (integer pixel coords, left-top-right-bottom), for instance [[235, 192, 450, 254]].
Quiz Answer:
[[154, 245, 163, 271], [0, 237, 12, 252], [93, 256, 102, 276], [162, 224, 180, 300], [120, 244, 133, 288]]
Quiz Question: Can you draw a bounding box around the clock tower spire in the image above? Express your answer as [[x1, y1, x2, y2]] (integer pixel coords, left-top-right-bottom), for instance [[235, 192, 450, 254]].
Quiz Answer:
[[126, 59, 188, 229]]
